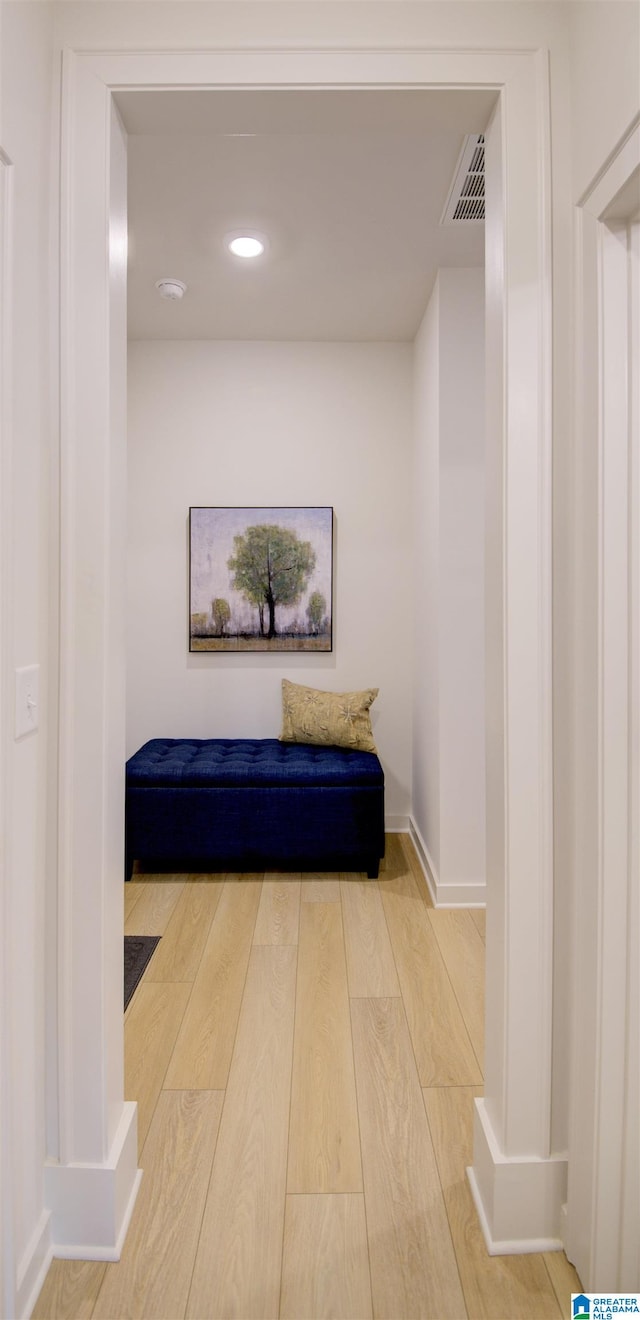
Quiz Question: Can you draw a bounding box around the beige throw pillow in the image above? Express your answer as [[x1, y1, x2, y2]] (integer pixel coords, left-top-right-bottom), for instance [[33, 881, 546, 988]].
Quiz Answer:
[[280, 678, 378, 753]]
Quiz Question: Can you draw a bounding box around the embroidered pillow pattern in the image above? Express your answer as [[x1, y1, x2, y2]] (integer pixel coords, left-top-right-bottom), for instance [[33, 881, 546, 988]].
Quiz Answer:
[[280, 678, 378, 752]]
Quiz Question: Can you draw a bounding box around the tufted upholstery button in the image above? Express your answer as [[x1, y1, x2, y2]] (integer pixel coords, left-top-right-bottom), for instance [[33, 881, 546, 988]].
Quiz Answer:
[[126, 737, 383, 788]]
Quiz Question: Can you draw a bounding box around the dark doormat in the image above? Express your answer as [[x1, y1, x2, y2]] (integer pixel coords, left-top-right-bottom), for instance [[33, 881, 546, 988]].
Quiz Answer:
[[124, 935, 161, 1010]]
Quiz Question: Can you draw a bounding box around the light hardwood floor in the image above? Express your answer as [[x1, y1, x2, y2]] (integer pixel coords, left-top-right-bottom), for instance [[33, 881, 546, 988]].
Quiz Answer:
[[33, 834, 581, 1320]]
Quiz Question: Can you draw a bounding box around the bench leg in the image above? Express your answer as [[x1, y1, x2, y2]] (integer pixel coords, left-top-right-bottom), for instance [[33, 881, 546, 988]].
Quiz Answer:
[[367, 861, 380, 879]]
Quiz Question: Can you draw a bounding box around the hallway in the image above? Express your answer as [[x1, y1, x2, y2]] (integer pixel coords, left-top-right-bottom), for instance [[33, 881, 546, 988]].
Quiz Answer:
[[34, 836, 579, 1319]]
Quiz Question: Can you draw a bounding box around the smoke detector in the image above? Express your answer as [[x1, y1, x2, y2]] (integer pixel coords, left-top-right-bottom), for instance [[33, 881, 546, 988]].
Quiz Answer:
[[440, 134, 485, 224], [155, 278, 187, 301]]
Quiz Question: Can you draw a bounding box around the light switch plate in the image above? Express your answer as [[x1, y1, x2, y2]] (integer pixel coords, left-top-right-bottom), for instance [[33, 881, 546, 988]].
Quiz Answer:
[[15, 664, 39, 738]]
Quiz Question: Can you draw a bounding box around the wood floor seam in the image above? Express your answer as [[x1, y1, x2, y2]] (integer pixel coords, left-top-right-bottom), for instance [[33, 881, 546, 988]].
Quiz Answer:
[[420, 1085, 470, 1320], [348, 997, 385, 1320], [278, 937, 300, 1320], [427, 909, 485, 1075], [420, 918, 481, 1083], [182, 1101, 225, 1320]]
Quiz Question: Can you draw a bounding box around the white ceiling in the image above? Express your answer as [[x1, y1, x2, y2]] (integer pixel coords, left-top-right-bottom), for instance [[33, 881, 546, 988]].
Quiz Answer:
[[116, 89, 495, 343]]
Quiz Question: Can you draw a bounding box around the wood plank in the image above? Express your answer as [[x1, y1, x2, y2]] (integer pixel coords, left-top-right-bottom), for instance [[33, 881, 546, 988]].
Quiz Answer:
[[351, 997, 466, 1319], [423, 1087, 562, 1320], [397, 832, 435, 907], [379, 867, 481, 1086], [93, 1090, 223, 1320], [186, 945, 296, 1320], [144, 880, 223, 982], [340, 877, 400, 998], [470, 907, 486, 942], [287, 902, 363, 1194], [124, 883, 144, 921], [124, 881, 185, 936], [164, 878, 261, 1090], [31, 1260, 107, 1320], [183, 869, 234, 882], [301, 877, 341, 902], [223, 870, 264, 883], [280, 1194, 373, 1320], [378, 831, 407, 882], [421, 1084, 482, 1187], [543, 1251, 584, 1315], [124, 981, 191, 1153], [427, 908, 485, 1069], [253, 875, 301, 945]]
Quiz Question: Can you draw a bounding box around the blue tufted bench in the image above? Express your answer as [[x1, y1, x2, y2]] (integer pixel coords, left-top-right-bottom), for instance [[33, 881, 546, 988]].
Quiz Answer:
[[125, 738, 385, 879]]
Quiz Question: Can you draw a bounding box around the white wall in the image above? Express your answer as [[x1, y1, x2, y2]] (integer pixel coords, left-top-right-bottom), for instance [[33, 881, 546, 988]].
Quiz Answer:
[[127, 340, 413, 821], [54, 1, 572, 59], [439, 269, 485, 885], [569, 1, 640, 203], [0, 3, 55, 1316], [412, 269, 485, 902]]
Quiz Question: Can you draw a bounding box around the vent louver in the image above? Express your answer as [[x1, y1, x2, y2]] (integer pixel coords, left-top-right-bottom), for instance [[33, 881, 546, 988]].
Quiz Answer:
[[441, 134, 485, 225]]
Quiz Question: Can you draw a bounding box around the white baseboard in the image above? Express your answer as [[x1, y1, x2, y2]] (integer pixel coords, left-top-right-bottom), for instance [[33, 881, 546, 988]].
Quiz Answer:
[[16, 1209, 52, 1320], [408, 817, 486, 908], [44, 1101, 141, 1260], [384, 814, 410, 833], [468, 1097, 567, 1253], [406, 817, 437, 902]]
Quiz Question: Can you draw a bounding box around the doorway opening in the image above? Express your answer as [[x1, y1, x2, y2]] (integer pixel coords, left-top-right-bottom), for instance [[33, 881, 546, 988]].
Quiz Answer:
[[117, 86, 492, 899], [50, 45, 556, 1261]]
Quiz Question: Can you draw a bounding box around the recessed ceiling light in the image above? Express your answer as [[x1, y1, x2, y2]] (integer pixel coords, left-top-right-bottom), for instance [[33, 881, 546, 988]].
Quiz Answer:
[[226, 233, 266, 259]]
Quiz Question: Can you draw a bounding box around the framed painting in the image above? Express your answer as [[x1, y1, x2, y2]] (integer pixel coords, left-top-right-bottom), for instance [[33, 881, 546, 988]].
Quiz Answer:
[[189, 506, 334, 652]]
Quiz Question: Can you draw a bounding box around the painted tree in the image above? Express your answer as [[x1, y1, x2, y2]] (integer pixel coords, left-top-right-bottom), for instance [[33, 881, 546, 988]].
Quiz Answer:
[[306, 591, 326, 635], [211, 597, 231, 637], [228, 524, 316, 639]]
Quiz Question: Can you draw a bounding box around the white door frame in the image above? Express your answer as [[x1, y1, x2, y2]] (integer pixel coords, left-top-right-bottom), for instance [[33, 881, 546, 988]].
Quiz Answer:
[[0, 144, 15, 1320], [50, 44, 556, 1256], [566, 121, 640, 1289]]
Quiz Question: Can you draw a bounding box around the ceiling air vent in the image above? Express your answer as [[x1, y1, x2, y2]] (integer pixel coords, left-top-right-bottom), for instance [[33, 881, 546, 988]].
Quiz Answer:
[[441, 134, 485, 224]]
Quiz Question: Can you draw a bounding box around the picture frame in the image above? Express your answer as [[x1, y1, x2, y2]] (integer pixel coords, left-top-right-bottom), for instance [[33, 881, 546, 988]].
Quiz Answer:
[[189, 506, 334, 653]]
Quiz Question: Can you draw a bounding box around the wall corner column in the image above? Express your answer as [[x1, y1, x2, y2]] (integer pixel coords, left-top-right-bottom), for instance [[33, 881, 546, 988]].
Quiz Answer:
[[48, 51, 139, 1258], [469, 50, 567, 1253]]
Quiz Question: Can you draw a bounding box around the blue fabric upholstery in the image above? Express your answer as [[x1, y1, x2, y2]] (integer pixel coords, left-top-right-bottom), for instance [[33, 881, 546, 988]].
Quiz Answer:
[[125, 738, 385, 878]]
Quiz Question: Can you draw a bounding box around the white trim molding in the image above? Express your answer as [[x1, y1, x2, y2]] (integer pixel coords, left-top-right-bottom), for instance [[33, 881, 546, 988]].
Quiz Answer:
[[384, 814, 410, 834], [15, 1212, 52, 1320], [0, 144, 15, 1320], [409, 816, 486, 908], [408, 817, 437, 905], [50, 56, 137, 1255], [468, 1099, 566, 1253], [44, 1103, 140, 1259], [469, 48, 558, 1250], [566, 117, 640, 1291], [56, 42, 555, 1259]]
